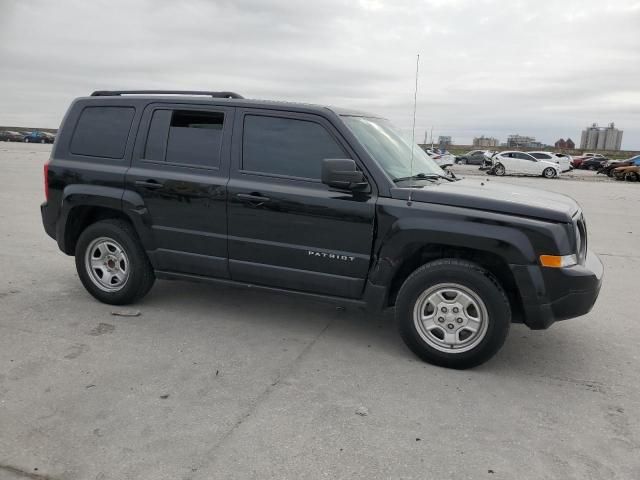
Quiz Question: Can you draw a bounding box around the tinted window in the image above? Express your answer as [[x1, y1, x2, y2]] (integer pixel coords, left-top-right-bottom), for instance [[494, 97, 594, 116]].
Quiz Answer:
[[144, 109, 171, 161], [71, 106, 135, 159], [514, 152, 535, 161], [531, 153, 547, 159], [242, 115, 346, 179], [144, 109, 224, 167]]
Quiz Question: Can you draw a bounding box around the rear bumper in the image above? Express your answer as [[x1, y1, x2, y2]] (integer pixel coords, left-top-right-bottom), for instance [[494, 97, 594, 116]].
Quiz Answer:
[[510, 250, 603, 330], [41, 201, 57, 240]]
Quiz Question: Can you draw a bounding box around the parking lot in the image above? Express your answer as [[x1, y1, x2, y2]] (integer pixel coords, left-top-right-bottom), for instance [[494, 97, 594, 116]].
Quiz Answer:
[[1, 142, 639, 480]]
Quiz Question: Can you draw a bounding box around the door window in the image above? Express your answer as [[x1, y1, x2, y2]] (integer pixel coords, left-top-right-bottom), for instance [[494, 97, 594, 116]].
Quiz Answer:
[[144, 109, 225, 168], [242, 115, 346, 180], [514, 152, 536, 161]]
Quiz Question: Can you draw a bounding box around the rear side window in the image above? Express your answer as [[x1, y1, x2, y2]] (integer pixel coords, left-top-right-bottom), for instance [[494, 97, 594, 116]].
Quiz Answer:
[[70, 106, 135, 159], [144, 109, 224, 168], [242, 115, 346, 180]]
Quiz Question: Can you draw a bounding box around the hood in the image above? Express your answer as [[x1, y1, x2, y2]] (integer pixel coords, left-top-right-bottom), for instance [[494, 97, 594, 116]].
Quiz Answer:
[[391, 178, 579, 222]]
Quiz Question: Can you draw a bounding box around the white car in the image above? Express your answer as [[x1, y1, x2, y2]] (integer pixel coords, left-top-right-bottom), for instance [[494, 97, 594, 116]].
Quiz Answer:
[[425, 148, 455, 168], [529, 151, 572, 172], [491, 151, 562, 178]]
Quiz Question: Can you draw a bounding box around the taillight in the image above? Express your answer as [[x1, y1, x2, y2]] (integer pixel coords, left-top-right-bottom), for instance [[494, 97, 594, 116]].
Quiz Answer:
[[43, 162, 49, 201]]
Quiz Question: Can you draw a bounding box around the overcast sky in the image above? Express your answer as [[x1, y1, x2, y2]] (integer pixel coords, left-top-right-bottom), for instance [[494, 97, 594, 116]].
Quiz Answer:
[[1, 0, 639, 148]]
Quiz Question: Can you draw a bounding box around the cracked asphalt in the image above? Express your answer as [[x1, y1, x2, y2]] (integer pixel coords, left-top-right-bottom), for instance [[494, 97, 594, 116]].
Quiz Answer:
[[1, 143, 639, 480]]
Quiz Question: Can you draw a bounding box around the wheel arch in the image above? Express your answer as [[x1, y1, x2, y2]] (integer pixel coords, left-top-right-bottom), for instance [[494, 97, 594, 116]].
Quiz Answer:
[[384, 244, 524, 321], [57, 185, 155, 255]]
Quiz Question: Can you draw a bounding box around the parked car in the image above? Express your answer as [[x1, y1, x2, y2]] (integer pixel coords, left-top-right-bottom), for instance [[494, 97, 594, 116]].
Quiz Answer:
[[573, 153, 607, 169], [0, 130, 25, 142], [554, 153, 573, 171], [24, 131, 55, 143], [489, 151, 562, 178], [425, 148, 455, 169], [613, 165, 640, 182], [597, 155, 640, 177], [529, 151, 572, 172], [579, 157, 608, 171], [456, 150, 487, 165], [40, 89, 602, 369]]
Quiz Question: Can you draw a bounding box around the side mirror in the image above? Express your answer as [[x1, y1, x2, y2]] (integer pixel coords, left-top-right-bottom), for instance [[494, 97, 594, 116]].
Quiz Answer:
[[321, 159, 368, 190]]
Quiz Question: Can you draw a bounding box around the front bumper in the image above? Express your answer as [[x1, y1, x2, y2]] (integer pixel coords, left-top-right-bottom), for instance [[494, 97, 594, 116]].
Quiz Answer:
[[510, 250, 603, 330]]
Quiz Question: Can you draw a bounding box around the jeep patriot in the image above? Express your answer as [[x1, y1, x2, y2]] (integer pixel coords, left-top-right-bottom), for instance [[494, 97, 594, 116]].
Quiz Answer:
[[40, 90, 603, 368]]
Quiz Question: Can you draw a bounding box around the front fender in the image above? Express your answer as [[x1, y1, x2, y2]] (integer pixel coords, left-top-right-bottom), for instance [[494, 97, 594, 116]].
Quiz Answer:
[[369, 216, 535, 287]]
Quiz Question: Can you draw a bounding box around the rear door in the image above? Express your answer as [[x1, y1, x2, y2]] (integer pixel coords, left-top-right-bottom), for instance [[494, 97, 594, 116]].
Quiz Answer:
[[226, 109, 376, 299], [126, 103, 234, 278]]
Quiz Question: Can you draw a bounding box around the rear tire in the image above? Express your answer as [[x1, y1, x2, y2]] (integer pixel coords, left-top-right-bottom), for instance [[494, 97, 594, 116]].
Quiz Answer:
[[396, 259, 511, 369], [75, 219, 155, 305], [543, 167, 556, 178]]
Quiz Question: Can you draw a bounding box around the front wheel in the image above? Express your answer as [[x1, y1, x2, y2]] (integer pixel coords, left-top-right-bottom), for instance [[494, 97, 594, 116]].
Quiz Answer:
[[493, 163, 505, 176], [543, 167, 557, 178], [75, 219, 155, 305], [396, 259, 511, 369]]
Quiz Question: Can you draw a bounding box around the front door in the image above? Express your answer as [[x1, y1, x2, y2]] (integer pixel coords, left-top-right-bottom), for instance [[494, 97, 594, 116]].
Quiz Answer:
[[227, 109, 376, 299], [126, 103, 234, 278]]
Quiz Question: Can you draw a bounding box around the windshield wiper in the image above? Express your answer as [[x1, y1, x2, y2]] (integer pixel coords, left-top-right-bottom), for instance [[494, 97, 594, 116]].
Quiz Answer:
[[392, 173, 440, 183], [422, 172, 457, 182]]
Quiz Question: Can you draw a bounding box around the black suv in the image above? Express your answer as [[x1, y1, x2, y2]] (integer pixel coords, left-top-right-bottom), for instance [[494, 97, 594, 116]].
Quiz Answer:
[[41, 90, 603, 369]]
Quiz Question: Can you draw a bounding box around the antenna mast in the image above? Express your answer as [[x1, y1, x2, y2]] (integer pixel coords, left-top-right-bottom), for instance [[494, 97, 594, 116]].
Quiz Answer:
[[408, 54, 420, 206]]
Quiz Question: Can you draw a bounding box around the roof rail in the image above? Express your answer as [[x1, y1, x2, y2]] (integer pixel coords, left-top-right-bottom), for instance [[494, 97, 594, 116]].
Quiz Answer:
[[90, 90, 244, 99]]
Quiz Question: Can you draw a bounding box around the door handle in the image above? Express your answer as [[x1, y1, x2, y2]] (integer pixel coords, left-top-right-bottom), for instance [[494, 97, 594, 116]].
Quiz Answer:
[[135, 180, 163, 189], [236, 193, 271, 203]]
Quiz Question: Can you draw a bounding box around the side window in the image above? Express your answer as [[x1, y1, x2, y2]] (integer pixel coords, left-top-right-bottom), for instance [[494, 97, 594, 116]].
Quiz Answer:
[[144, 109, 225, 168], [515, 153, 536, 161], [242, 115, 346, 180], [71, 106, 135, 159], [530, 153, 544, 159]]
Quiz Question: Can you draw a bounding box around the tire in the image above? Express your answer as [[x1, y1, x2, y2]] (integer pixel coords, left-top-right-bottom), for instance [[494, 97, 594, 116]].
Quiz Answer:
[[40, 139, 46, 144], [494, 163, 505, 176], [75, 219, 155, 305], [396, 259, 511, 369], [543, 167, 556, 178], [24, 138, 29, 143]]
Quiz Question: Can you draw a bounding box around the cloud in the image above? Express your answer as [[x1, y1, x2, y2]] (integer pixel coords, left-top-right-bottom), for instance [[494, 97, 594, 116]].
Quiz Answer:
[[1, 0, 638, 148]]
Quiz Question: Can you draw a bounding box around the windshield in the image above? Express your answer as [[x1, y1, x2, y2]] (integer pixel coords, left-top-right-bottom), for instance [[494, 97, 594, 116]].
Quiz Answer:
[[342, 116, 445, 181]]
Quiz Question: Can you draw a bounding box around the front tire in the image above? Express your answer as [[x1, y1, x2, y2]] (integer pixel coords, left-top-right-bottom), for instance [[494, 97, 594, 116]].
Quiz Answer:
[[396, 259, 511, 369], [75, 219, 155, 305], [494, 163, 506, 176], [543, 167, 556, 178]]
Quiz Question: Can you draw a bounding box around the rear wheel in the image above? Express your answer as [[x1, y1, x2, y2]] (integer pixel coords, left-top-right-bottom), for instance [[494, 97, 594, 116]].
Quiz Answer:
[[24, 138, 29, 143], [543, 167, 556, 178], [396, 259, 511, 369], [494, 163, 505, 176], [75, 219, 155, 305]]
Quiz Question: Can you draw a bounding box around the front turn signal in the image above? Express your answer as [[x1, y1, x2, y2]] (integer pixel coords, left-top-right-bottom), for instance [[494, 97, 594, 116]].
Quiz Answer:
[[539, 254, 577, 268]]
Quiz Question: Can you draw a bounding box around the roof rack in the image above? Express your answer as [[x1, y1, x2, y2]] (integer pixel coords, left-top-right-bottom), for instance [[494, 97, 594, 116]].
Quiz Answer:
[[90, 90, 244, 99]]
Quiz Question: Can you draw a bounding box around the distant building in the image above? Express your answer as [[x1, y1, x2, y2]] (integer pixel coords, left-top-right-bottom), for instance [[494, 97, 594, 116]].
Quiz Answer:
[[554, 138, 575, 149], [473, 135, 498, 147], [507, 134, 537, 149], [580, 123, 623, 151], [438, 136, 452, 147]]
